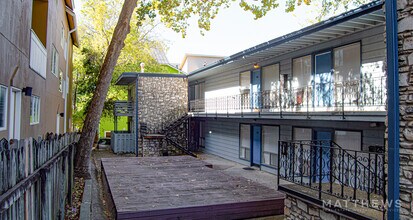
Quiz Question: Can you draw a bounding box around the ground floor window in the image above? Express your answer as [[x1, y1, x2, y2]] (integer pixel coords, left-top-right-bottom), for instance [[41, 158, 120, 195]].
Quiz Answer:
[[334, 130, 361, 151], [0, 85, 7, 130], [30, 96, 40, 125], [240, 124, 251, 161], [293, 127, 312, 140], [262, 126, 279, 167]]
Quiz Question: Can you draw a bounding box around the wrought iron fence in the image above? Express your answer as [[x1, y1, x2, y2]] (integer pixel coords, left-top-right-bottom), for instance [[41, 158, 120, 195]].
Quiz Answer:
[[277, 140, 385, 213], [0, 133, 79, 219], [189, 77, 386, 116]]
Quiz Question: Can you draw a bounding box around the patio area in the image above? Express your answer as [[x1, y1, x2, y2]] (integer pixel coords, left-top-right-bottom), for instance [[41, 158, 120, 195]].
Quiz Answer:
[[101, 155, 285, 219]]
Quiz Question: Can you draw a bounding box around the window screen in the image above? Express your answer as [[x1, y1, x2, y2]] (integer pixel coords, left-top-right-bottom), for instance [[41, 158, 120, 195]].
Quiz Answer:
[[240, 124, 251, 161], [293, 127, 312, 141], [262, 126, 279, 166], [262, 64, 280, 91], [30, 96, 40, 124], [293, 55, 312, 89], [334, 43, 361, 82], [334, 130, 361, 151], [240, 71, 251, 92]]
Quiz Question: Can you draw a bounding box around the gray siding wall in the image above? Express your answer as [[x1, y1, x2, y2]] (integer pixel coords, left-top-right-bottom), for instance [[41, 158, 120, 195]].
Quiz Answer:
[[204, 120, 249, 166], [201, 118, 384, 169], [201, 25, 385, 95]]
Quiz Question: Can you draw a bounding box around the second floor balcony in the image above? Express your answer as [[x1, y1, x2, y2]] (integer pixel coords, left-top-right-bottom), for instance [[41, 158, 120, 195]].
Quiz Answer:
[[189, 77, 386, 121], [29, 30, 47, 78]]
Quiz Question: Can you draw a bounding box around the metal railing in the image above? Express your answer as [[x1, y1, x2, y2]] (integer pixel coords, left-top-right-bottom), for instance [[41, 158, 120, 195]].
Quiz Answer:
[[277, 140, 385, 213], [0, 133, 79, 219], [114, 101, 134, 117], [189, 77, 386, 117], [29, 30, 47, 77]]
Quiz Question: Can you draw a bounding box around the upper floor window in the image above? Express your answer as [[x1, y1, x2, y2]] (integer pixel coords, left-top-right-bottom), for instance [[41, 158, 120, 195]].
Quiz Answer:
[[334, 43, 361, 82], [0, 86, 7, 130], [239, 71, 250, 93], [262, 64, 280, 92], [31, 0, 48, 47], [51, 45, 59, 76], [292, 55, 312, 89], [30, 96, 40, 125]]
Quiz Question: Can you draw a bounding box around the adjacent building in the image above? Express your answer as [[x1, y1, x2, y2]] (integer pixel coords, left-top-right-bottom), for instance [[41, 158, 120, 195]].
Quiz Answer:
[[188, 1, 387, 219], [0, 0, 78, 140]]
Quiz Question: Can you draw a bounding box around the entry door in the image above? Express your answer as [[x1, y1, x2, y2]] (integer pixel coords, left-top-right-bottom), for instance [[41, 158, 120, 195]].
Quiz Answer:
[[252, 125, 261, 166], [314, 52, 333, 107], [251, 70, 261, 109], [56, 114, 60, 134], [313, 131, 332, 183], [9, 88, 22, 140]]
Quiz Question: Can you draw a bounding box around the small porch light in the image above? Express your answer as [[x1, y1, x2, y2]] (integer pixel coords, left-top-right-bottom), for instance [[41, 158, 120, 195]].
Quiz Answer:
[[253, 63, 260, 69], [22, 87, 32, 96]]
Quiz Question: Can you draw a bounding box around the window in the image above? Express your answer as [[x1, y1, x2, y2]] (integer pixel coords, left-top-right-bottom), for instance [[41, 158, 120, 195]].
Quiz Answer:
[[0, 86, 7, 130], [239, 71, 251, 93], [51, 45, 59, 76], [334, 130, 361, 151], [60, 23, 65, 49], [240, 124, 251, 161], [59, 69, 63, 92], [334, 43, 361, 82], [293, 127, 312, 141], [262, 64, 280, 91], [262, 126, 279, 167], [30, 96, 40, 125], [292, 55, 312, 89]]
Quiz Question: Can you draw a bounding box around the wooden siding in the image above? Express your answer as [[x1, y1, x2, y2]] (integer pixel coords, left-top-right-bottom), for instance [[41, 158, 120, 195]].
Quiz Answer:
[[204, 120, 249, 166]]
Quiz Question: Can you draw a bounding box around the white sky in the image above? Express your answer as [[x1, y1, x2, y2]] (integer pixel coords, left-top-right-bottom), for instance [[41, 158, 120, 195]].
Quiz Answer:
[[73, 1, 321, 64]]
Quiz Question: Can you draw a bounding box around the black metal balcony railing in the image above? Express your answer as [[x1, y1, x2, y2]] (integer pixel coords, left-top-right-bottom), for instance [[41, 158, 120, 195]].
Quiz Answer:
[[277, 140, 385, 214], [189, 77, 386, 117]]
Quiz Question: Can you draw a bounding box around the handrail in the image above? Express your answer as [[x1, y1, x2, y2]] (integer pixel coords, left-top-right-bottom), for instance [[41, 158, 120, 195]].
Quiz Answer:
[[189, 77, 387, 115], [278, 140, 386, 212]]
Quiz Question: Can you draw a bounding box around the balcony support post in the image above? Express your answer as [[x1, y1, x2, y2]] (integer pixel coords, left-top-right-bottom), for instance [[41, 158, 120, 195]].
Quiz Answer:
[[385, 0, 400, 218]]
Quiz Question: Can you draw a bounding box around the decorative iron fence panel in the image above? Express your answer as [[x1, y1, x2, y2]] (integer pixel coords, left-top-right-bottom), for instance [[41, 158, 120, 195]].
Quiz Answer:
[[0, 133, 79, 220], [277, 140, 385, 213]]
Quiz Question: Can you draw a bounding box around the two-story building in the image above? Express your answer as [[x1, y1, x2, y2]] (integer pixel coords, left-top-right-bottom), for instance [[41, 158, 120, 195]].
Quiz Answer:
[[0, 0, 78, 140], [188, 1, 387, 219]]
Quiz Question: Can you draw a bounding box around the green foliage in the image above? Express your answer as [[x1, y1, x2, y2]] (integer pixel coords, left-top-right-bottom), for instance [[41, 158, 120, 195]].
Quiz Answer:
[[73, 0, 179, 130]]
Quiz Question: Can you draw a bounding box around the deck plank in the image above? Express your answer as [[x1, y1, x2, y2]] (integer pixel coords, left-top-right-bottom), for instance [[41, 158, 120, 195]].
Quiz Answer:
[[102, 156, 284, 219]]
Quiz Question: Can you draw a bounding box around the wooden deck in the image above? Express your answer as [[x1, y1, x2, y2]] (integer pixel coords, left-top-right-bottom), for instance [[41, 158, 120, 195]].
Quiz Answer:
[[101, 156, 284, 220]]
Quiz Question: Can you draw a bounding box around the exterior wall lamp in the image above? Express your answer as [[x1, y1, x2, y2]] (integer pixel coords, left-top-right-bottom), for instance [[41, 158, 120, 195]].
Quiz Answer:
[[22, 87, 32, 96], [253, 63, 260, 69]]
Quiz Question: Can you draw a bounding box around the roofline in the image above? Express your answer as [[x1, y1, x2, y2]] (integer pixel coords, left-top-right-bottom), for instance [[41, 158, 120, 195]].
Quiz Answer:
[[179, 53, 225, 70], [115, 72, 187, 85], [65, 5, 79, 47], [188, 0, 384, 77]]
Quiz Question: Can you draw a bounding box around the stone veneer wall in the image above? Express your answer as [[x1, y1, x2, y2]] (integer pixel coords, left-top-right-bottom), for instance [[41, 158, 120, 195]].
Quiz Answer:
[[397, 0, 413, 218], [284, 196, 349, 220], [137, 76, 188, 157]]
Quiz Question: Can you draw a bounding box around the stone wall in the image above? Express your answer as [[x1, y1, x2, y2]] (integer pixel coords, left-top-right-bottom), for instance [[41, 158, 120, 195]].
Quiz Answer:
[[137, 76, 188, 157], [284, 196, 348, 220], [397, 0, 413, 218]]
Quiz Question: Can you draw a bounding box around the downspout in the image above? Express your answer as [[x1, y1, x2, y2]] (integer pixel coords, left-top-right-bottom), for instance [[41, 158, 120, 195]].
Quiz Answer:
[[385, 0, 399, 219], [64, 7, 77, 133]]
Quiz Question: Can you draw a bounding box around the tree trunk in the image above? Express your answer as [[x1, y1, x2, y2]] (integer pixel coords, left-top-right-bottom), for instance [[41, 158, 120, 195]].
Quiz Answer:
[[75, 0, 138, 177]]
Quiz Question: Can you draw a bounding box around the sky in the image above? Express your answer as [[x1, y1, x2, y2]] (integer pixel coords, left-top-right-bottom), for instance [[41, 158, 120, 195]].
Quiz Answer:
[[73, 1, 321, 65]]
